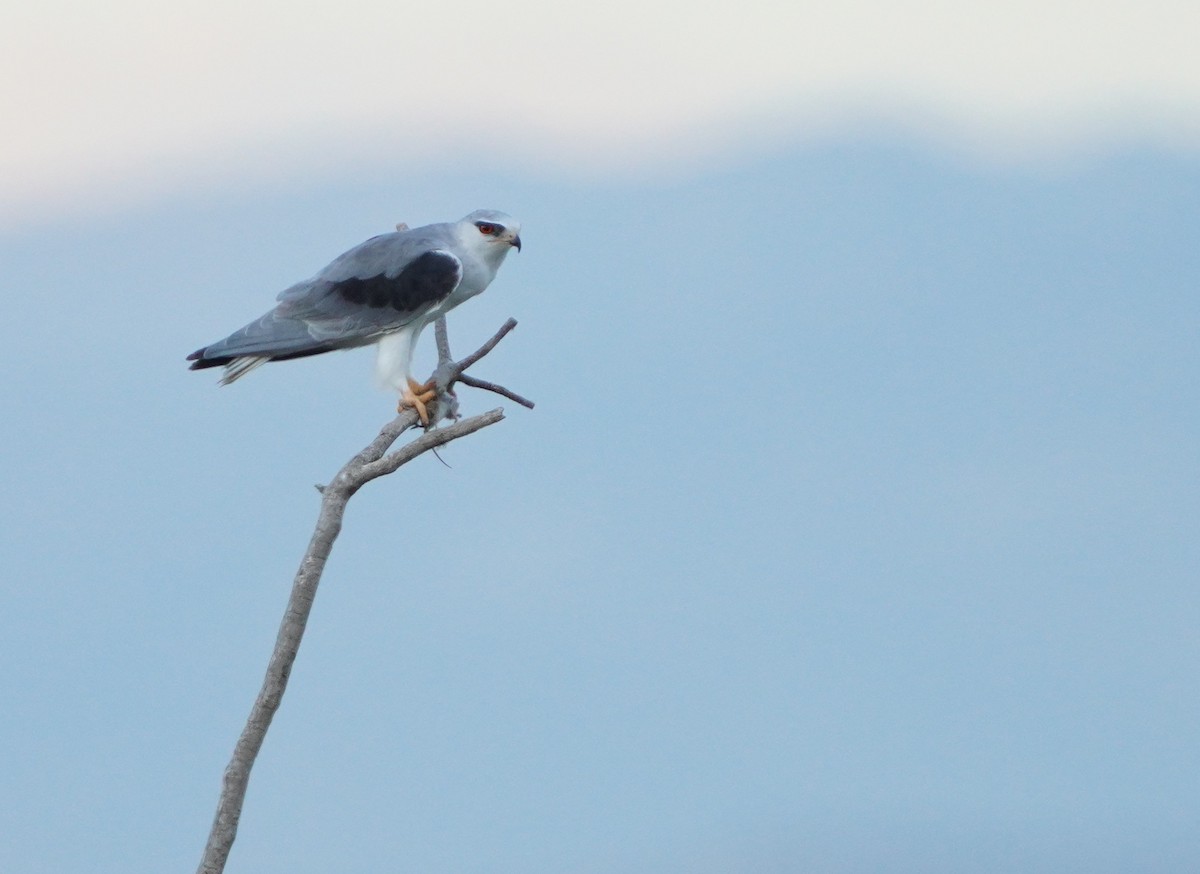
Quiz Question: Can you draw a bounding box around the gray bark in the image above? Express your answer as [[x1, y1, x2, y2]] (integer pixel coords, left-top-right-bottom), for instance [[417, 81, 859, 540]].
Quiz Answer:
[[196, 319, 526, 873]]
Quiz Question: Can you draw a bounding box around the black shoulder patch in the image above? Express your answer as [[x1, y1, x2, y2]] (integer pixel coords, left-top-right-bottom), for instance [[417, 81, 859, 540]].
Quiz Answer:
[[334, 250, 462, 312]]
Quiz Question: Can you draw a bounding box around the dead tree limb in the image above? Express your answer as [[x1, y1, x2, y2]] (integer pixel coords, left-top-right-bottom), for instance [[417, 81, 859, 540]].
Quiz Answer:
[[196, 319, 528, 874]]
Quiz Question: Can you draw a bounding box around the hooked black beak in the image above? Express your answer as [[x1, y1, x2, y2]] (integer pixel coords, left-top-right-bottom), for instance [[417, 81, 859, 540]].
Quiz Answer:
[[511, 235, 522, 252]]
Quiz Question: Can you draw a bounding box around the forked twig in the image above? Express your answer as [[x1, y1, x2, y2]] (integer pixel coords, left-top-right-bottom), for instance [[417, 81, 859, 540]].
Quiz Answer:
[[427, 317, 534, 420]]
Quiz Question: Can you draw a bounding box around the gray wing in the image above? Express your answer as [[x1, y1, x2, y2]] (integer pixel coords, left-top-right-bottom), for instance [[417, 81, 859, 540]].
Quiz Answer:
[[187, 226, 462, 375]]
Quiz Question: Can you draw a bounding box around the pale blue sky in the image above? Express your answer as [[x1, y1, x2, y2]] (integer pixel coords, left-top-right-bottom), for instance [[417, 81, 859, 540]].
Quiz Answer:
[[2, 138, 1197, 872], [2, 2, 1199, 870]]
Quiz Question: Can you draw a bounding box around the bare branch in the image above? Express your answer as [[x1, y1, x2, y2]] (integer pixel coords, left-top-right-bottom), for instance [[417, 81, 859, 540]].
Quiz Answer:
[[453, 317, 518, 373], [434, 316, 452, 367], [427, 317, 530, 424], [196, 409, 501, 874], [456, 373, 536, 409], [358, 409, 503, 480], [196, 318, 527, 874]]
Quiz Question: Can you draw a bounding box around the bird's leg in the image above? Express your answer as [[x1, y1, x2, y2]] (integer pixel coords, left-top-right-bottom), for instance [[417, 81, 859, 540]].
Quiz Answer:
[[398, 376, 438, 425]]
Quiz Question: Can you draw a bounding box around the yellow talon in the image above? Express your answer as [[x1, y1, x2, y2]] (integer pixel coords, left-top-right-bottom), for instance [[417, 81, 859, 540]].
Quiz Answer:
[[398, 377, 438, 425], [406, 376, 437, 401]]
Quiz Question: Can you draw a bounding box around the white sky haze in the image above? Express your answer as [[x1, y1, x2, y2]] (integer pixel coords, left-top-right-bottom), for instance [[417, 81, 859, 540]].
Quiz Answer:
[[3, 0, 1199, 224]]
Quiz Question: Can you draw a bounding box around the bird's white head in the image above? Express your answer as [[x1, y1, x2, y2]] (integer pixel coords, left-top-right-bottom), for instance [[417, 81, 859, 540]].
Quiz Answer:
[[456, 209, 522, 265]]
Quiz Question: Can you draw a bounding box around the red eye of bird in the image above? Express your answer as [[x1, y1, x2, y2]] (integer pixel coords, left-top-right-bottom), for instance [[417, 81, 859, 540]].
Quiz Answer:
[[477, 223, 495, 235]]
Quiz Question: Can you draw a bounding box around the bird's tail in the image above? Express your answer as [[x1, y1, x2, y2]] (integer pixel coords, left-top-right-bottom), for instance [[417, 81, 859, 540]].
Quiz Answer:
[[218, 356, 269, 384], [187, 310, 338, 383]]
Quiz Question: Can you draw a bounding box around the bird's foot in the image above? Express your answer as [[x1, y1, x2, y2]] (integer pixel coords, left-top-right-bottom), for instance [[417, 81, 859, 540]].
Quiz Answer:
[[398, 377, 437, 426]]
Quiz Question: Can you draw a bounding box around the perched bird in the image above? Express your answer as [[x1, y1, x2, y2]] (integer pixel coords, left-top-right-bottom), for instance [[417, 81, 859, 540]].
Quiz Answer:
[[187, 209, 522, 422]]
